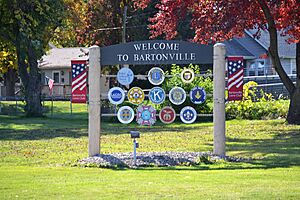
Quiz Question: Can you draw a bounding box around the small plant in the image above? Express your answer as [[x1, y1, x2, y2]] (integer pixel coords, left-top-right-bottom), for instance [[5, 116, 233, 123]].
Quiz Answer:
[[195, 154, 214, 165]]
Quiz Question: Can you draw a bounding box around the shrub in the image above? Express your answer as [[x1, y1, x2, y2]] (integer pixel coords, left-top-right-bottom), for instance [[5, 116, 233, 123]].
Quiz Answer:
[[226, 82, 289, 120], [161, 64, 213, 114]]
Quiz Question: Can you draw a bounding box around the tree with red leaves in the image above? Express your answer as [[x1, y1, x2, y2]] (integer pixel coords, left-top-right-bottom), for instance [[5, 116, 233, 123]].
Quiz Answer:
[[135, 0, 300, 124]]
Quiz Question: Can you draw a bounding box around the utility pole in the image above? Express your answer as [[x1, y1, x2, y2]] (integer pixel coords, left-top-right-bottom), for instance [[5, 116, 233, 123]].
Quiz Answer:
[[122, 6, 128, 44], [122, 5, 129, 90]]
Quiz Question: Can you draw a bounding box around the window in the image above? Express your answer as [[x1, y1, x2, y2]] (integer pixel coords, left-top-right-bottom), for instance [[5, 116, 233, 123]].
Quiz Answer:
[[246, 59, 266, 76], [69, 72, 72, 85], [257, 60, 265, 76], [41, 72, 46, 85], [52, 71, 60, 84], [247, 61, 256, 76]]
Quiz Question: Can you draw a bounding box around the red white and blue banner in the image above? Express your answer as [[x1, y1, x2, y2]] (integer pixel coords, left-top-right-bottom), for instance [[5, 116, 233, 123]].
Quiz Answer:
[[227, 57, 244, 101], [71, 60, 87, 103]]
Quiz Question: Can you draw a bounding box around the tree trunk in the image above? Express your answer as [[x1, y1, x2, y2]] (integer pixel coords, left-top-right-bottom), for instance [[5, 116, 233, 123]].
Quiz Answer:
[[258, 0, 299, 124], [287, 88, 300, 124], [287, 42, 300, 124], [4, 68, 16, 98], [16, 34, 42, 117]]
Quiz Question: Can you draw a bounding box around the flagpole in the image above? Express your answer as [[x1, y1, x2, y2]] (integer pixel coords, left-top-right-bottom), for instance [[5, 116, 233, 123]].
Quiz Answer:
[[70, 96, 72, 116], [51, 87, 53, 117]]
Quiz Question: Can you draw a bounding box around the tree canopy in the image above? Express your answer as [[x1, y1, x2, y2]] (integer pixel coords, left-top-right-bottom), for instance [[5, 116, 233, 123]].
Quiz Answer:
[[134, 0, 299, 43], [135, 0, 300, 124], [0, 0, 66, 116]]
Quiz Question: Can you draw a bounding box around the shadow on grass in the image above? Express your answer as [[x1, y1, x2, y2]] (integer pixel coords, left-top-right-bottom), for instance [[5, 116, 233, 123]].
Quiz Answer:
[[226, 131, 300, 168], [0, 128, 88, 140], [0, 115, 203, 140]]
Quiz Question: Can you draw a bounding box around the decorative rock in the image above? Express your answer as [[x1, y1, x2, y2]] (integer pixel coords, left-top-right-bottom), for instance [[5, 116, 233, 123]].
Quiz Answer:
[[78, 152, 250, 168]]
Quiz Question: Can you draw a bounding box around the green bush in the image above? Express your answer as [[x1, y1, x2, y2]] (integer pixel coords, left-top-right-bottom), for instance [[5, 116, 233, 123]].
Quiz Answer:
[[160, 64, 213, 114], [226, 82, 289, 120]]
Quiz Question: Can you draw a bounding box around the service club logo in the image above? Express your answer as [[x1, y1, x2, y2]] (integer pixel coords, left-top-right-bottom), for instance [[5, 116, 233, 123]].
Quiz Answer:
[[117, 106, 135, 124], [136, 105, 156, 126], [159, 106, 176, 124], [190, 87, 206, 104], [128, 87, 145, 105], [169, 87, 186, 105], [180, 106, 197, 124], [108, 87, 125, 105]]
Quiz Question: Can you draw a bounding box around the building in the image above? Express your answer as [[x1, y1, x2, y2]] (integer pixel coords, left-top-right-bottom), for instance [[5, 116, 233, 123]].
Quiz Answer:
[[224, 30, 296, 77], [38, 47, 109, 98], [224, 30, 297, 97]]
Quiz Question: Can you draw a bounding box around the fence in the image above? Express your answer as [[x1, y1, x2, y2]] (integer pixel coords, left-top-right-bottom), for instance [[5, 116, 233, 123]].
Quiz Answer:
[[244, 74, 296, 98], [0, 96, 89, 118]]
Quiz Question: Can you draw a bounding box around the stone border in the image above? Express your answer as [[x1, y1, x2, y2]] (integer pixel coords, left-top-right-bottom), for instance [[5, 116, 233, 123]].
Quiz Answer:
[[78, 152, 249, 168]]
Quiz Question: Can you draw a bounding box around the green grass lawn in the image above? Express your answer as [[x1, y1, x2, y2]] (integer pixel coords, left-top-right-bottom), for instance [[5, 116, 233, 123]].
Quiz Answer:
[[0, 102, 300, 199]]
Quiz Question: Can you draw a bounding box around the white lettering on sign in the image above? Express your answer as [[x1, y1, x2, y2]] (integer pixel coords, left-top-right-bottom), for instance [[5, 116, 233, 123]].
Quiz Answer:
[[117, 54, 129, 61], [117, 42, 197, 63], [133, 53, 196, 62], [133, 42, 180, 51]]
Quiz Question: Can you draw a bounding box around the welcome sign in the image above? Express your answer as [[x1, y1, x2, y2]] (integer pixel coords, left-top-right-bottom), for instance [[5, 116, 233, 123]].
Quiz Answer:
[[100, 40, 212, 65]]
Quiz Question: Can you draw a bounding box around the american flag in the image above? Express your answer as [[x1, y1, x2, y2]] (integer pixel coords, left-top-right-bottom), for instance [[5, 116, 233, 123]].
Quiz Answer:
[[48, 78, 54, 91], [71, 60, 87, 103], [72, 61, 87, 93], [227, 57, 244, 101]]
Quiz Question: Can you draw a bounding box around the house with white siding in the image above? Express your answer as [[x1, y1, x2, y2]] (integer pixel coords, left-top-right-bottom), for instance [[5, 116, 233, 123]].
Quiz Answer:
[[38, 47, 109, 98], [224, 30, 296, 77]]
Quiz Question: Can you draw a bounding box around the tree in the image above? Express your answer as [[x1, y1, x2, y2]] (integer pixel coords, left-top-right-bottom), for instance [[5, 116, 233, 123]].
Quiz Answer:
[[0, 42, 17, 97], [76, 0, 127, 46], [0, 0, 65, 116], [51, 0, 88, 47], [76, 0, 158, 46], [134, 0, 300, 124]]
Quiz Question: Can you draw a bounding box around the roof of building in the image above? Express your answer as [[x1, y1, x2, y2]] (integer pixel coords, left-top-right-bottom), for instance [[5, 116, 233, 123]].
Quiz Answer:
[[246, 29, 296, 58], [38, 47, 88, 69], [224, 38, 255, 58], [224, 29, 296, 59]]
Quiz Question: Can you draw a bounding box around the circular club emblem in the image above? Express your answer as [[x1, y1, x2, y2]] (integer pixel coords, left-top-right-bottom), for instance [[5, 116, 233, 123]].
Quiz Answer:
[[148, 67, 165, 85], [190, 87, 206, 104], [136, 105, 156, 126], [128, 87, 145, 105], [181, 69, 195, 83], [149, 87, 165, 105], [117, 68, 134, 85], [108, 87, 125, 105], [159, 106, 176, 124], [117, 106, 135, 124], [169, 87, 186, 105], [180, 106, 197, 124]]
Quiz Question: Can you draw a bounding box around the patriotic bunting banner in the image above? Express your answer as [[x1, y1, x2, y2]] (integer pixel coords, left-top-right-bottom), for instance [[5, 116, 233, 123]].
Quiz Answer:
[[227, 57, 244, 101], [71, 60, 87, 103]]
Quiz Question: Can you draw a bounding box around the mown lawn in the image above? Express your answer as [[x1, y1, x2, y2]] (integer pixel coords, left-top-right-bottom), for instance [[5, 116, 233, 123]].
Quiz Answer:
[[0, 101, 300, 199]]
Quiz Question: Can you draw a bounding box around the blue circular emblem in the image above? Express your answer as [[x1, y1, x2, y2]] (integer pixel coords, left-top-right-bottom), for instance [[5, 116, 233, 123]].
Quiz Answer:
[[117, 68, 134, 85], [149, 87, 165, 104], [169, 87, 186, 105], [180, 106, 197, 124], [190, 87, 206, 104], [148, 67, 165, 85], [108, 87, 125, 105]]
